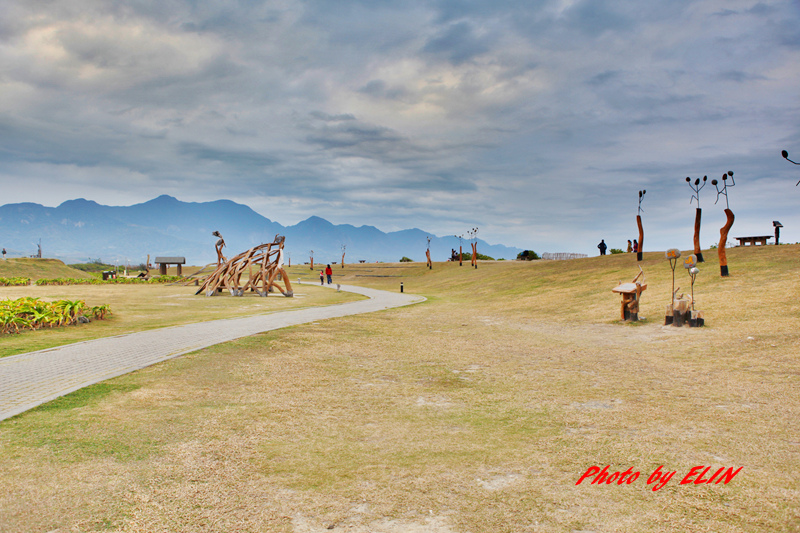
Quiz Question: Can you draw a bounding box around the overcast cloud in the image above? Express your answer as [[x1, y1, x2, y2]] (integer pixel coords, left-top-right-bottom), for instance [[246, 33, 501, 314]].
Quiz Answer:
[[1, 0, 799, 255]]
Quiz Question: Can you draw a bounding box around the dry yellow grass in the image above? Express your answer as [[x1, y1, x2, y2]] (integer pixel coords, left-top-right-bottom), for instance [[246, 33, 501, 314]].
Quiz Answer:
[[1, 246, 798, 532]]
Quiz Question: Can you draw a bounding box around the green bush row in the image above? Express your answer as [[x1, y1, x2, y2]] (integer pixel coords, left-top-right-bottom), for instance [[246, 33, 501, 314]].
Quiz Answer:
[[33, 275, 184, 286], [0, 277, 31, 286], [1, 297, 112, 335]]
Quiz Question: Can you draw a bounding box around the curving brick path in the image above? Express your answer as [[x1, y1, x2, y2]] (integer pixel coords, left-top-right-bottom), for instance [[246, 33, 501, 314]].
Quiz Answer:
[[0, 283, 424, 421]]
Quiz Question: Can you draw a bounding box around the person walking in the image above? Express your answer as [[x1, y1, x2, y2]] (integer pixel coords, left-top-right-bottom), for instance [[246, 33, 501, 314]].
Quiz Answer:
[[633, 239, 639, 253], [1, 248, 6, 260], [626, 240, 632, 253], [325, 264, 333, 284], [597, 239, 608, 256], [319, 269, 324, 285]]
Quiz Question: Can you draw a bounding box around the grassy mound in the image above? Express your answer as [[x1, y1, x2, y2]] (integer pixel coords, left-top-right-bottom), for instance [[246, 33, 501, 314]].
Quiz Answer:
[[0, 258, 93, 281]]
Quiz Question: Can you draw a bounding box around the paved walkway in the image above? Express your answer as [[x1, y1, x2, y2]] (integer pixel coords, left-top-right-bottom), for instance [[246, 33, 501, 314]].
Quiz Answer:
[[0, 283, 424, 421]]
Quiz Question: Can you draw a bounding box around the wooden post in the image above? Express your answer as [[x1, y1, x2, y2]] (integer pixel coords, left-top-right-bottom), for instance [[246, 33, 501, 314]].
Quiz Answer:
[[693, 208, 704, 262], [471, 242, 477, 269], [636, 214, 644, 261], [719, 208, 734, 276], [459, 245, 463, 266]]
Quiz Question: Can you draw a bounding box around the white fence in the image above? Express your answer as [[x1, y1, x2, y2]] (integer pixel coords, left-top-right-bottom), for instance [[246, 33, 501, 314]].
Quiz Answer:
[[541, 252, 588, 261]]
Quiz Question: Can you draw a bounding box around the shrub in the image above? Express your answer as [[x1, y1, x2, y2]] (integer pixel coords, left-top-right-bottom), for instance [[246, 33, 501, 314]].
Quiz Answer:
[[517, 250, 540, 260], [609, 248, 624, 254], [399, 257, 413, 262], [0, 297, 112, 335], [0, 277, 30, 286]]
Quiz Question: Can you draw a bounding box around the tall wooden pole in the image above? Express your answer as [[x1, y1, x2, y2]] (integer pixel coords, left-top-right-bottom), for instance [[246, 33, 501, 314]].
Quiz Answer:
[[693, 208, 704, 262], [718, 208, 734, 276], [636, 215, 644, 261]]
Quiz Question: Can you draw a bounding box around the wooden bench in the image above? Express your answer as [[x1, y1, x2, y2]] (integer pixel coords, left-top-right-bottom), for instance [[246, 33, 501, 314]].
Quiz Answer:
[[734, 236, 772, 246]]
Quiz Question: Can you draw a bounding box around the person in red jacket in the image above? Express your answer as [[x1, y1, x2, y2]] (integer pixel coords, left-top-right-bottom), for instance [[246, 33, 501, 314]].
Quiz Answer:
[[325, 264, 333, 284]]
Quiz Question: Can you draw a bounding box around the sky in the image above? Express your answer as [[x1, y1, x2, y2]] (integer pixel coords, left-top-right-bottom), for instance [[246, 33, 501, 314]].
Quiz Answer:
[[1, 0, 799, 257]]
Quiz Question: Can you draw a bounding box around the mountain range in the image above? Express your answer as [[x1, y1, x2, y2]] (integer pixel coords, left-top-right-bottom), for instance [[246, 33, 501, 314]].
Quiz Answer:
[[0, 195, 523, 266]]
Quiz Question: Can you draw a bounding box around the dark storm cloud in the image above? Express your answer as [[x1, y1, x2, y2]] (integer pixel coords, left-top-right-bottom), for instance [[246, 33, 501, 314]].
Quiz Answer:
[[422, 21, 493, 65], [1, 0, 799, 254]]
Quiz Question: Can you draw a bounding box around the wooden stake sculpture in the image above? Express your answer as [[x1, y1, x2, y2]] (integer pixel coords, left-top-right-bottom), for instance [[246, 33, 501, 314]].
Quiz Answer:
[[781, 150, 800, 185], [468, 227, 478, 269], [636, 190, 646, 261], [309, 250, 314, 271], [426, 237, 432, 269], [455, 234, 463, 266], [712, 171, 735, 277], [686, 176, 708, 262], [667, 254, 704, 327], [341, 244, 346, 268], [197, 235, 293, 297], [666, 248, 681, 312], [212, 231, 227, 266], [612, 266, 646, 322]]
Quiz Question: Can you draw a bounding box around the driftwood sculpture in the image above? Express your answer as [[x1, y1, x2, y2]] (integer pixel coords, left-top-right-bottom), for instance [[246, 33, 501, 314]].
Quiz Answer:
[[468, 227, 478, 269], [686, 176, 707, 262], [612, 266, 646, 322], [636, 190, 646, 261], [341, 244, 346, 268], [712, 172, 735, 277], [212, 231, 227, 266], [665, 254, 703, 327], [426, 237, 432, 269], [196, 235, 293, 297]]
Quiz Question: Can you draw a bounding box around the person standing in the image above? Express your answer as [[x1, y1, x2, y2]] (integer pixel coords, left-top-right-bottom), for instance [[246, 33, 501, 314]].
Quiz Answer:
[[1, 248, 6, 260], [597, 239, 608, 256], [633, 239, 639, 253], [325, 264, 333, 284], [319, 270, 324, 285], [626, 240, 632, 253]]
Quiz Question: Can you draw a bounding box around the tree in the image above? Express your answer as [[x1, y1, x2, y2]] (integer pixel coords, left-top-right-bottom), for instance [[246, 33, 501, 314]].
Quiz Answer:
[[517, 250, 540, 260]]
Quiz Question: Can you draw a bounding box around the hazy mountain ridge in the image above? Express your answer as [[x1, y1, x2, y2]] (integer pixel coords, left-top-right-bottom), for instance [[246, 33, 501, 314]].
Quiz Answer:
[[0, 196, 523, 264]]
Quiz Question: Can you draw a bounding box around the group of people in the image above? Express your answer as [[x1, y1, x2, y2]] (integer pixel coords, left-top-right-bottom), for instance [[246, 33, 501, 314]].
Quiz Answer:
[[319, 264, 333, 285], [596, 239, 639, 256]]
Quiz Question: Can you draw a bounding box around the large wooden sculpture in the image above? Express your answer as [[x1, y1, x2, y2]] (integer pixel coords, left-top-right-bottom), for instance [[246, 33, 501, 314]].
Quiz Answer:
[[341, 244, 346, 268], [686, 176, 707, 262], [197, 235, 293, 297], [636, 190, 646, 261], [712, 172, 735, 277]]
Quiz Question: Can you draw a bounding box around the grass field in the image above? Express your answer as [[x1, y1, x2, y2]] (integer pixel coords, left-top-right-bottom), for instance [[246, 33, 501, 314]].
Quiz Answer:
[[1, 246, 798, 532], [0, 263, 365, 358]]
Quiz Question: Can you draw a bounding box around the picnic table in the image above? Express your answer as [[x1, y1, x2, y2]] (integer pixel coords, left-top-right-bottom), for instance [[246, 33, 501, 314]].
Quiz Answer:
[[734, 236, 772, 246]]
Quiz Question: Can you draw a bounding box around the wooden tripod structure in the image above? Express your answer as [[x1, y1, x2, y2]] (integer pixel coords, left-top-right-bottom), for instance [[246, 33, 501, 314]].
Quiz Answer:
[[196, 235, 293, 297]]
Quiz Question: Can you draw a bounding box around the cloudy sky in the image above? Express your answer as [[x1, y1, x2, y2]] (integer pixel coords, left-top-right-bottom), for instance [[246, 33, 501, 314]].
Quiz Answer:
[[2, 0, 799, 255]]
